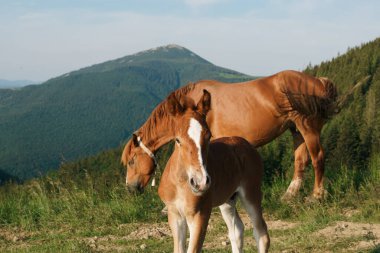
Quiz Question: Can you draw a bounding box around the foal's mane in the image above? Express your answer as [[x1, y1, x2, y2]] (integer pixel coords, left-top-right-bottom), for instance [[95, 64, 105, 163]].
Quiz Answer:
[[138, 82, 197, 144]]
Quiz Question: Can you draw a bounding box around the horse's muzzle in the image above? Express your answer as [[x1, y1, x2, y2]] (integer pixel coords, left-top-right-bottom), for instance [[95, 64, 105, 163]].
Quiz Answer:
[[126, 182, 144, 194]]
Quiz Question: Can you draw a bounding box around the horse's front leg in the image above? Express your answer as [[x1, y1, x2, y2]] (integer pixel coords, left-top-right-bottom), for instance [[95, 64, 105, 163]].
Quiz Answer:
[[186, 208, 211, 253], [168, 207, 187, 253]]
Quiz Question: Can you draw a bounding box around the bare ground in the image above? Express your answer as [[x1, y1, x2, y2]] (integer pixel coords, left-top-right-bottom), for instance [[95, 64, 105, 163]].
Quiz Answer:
[[1, 212, 379, 252]]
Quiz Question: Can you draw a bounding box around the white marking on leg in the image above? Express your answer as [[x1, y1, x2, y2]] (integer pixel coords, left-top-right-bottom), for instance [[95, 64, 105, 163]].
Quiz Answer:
[[187, 118, 208, 180], [239, 189, 269, 253], [169, 210, 187, 253], [177, 217, 187, 253], [286, 178, 302, 195], [187, 218, 198, 253], [219, 203, 244, 253]]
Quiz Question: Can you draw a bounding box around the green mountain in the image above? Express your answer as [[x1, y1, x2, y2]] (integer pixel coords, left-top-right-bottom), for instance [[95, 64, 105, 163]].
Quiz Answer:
[[0, 44, 252, 180]]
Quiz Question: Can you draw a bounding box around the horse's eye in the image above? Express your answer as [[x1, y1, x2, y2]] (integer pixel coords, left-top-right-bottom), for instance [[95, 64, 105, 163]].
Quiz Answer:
[[175, 138, 181, 145], [128, 156, 135, 166]]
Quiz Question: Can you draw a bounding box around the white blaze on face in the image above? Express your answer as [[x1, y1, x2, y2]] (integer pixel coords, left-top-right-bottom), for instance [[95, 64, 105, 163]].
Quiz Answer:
[[187, 118, 208, 179]]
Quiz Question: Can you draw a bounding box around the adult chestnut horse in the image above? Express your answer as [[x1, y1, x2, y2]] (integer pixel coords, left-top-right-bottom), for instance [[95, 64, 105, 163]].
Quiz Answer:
[[122, 70, 337, 199], [153, 90, 269, 253]]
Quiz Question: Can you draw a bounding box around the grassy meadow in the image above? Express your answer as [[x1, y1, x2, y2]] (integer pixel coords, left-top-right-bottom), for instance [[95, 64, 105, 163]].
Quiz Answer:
[[0, 145, 379, 252]]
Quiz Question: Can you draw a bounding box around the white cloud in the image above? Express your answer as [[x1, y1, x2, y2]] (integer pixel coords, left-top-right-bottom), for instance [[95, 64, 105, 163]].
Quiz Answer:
[[0, 4, 379, 80]]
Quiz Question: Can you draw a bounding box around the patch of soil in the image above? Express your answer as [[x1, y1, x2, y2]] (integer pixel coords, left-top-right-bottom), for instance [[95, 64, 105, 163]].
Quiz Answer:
[[240, 212, 299, 230], [125, 223, 171, 240], [315, 221, 380, 251], [0, 226, 35, 243]]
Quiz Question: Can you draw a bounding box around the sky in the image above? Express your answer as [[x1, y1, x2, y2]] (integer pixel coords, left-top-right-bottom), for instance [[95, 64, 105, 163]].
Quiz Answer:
[[0, 0, 379, 82]]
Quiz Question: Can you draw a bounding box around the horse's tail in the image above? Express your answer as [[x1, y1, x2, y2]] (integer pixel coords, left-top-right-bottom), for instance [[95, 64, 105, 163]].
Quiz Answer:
[[282, 75, 370, 120], [282, 77, 338, 120], [334, 75, 371, 113]]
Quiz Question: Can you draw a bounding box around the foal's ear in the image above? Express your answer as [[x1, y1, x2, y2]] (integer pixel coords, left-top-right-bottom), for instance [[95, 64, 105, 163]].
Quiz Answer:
[[196, 89, 211, 115], [132, 133, 139, 147], [167, 92, 184, 115]]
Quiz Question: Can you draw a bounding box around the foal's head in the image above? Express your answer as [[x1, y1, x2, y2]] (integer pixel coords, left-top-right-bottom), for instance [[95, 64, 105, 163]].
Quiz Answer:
[[122, 89, 212, 194], [168, 90, 212, 195]]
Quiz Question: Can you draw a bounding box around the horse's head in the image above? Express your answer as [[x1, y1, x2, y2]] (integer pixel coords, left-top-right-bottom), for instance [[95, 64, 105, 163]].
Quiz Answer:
[[121, 134, 157, 193], [168, 89, 212, 196]]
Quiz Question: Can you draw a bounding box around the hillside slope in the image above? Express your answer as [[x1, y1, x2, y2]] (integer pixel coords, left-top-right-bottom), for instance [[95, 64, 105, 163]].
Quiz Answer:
[[0, 45, 252, 180], [304, 37, 380, 169]]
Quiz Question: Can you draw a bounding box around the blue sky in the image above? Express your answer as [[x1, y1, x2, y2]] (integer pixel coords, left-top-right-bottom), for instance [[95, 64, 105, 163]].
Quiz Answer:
[[0, 0, 379, 81]]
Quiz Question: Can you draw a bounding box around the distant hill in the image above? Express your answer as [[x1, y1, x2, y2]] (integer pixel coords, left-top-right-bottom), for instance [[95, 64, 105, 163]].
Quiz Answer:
[[0, 79, 35, 89], [0, 44, 252, 180]]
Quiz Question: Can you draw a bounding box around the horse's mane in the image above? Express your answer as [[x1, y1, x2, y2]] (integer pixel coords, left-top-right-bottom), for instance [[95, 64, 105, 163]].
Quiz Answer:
[[137, 82, 197, 144], [279, 73, 338, 120]]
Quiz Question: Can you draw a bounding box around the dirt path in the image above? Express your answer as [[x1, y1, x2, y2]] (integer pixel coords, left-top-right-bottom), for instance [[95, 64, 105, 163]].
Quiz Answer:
[[1, 216, 379, 252]]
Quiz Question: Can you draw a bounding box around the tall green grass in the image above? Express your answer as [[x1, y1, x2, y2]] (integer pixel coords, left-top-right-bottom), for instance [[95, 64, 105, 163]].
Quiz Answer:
[[0, 175, 164, 231], [0, 153, 379, 231], [261, 153, 380, 223]]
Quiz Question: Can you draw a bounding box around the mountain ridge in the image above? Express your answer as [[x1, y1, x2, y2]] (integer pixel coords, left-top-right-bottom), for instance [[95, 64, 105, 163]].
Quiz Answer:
[[0, 44, 253, 180]]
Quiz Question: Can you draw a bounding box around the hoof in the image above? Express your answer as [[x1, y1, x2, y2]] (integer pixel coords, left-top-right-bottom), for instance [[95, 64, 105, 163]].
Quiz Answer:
[[161, 206, 168, 216], [281, 192, 296, 203], [304, 190, 327, 204], [304, 195, 321, 204]]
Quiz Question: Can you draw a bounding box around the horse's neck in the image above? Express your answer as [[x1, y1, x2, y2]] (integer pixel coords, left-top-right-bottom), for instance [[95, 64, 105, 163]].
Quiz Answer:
[[140, 123, 175, 152]]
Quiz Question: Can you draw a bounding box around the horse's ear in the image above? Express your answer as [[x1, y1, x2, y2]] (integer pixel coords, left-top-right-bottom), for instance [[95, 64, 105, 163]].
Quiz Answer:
[[132, 133, 139, 147], [167, 92, 184, 115], [197, 89, 211, 115]]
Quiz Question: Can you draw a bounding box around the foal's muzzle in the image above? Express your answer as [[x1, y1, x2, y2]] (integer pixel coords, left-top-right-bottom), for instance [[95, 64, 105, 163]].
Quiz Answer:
[[189, 175, 211, 195]]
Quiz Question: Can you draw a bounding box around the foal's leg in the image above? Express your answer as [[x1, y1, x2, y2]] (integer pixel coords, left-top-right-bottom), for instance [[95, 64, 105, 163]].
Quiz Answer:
[[168, 207, 187, 253], [219, 199, 244, 253], [282, 129, 310, 200], [239, 187, 269, 253], [186, 208, 211, 253]]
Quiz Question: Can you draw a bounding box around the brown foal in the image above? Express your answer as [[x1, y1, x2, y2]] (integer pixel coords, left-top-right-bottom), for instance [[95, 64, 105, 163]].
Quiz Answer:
[[133, 90, 270, 252]]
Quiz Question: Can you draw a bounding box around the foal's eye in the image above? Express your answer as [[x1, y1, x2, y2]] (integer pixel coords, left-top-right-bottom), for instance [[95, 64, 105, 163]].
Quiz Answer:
[[175, 138, 181, 145]]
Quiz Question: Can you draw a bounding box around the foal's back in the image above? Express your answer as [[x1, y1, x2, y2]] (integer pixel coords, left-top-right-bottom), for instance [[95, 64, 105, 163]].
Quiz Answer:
[[207, 136, 263, 207]]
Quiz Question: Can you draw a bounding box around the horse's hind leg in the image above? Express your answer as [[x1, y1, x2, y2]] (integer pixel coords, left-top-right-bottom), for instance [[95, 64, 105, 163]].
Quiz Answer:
[[168, 207, 187, 253], [239, 187, 270, 253], [295, 120, 326, 200], [282, 129, 310, 201], [219, 197, 244, 253]]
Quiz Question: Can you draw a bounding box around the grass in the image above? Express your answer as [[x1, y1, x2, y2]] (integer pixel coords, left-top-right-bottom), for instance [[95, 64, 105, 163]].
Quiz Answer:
[[0, 155, 379, 252]]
